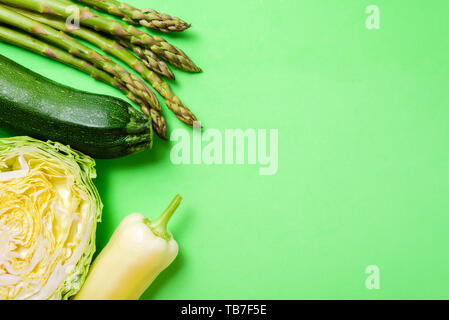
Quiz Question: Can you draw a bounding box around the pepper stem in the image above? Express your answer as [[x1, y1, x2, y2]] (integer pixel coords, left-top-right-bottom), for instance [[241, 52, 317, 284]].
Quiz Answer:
[[148, 195, 182, 241]]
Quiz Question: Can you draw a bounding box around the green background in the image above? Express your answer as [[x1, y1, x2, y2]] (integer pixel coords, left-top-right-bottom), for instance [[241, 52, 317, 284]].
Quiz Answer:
[[0, 0, 448, 299]]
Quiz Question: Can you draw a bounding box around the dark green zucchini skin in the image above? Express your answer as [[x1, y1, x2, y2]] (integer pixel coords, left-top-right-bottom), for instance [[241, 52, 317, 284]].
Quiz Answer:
[[0, 54, 152, 158]]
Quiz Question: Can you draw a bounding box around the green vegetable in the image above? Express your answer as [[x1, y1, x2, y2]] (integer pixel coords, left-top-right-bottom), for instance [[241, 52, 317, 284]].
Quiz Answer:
[[2, 0, 201, 73], [12, 7, 175, 80], [115, 37, 175, 80], [10, 7, 198, 127], [0, 4, 160, 114], [73, 0, 191, 33], [118, 36, 200, 75], [0, 136, 102, 300], [74, 195, 182, 300], [0, 24, 167, 138], [0, 53, 153, 158]]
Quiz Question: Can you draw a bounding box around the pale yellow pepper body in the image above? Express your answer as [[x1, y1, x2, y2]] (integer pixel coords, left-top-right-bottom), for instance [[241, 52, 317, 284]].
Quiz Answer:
[[75, 195, 181, 300]]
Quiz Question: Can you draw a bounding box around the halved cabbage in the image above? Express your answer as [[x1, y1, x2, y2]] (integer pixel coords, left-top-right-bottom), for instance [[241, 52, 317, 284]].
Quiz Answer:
[[0, 136, 102, 300]]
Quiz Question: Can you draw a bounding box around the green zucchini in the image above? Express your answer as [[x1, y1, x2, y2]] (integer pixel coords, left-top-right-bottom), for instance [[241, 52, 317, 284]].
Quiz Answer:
[[0, 54, 152, 158]]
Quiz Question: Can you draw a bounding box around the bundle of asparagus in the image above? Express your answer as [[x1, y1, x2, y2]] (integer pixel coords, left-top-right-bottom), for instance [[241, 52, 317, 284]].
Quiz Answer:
[[0, 0, 201, 139]]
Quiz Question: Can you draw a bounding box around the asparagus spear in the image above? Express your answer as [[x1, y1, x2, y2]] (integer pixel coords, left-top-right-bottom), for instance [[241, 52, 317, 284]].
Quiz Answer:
[[0, 4, 160, 113], [10, 7, 199, 126], [0, 23, 168, 138], [149, 109, 167, 139], [1, 0, 202, 72], [73, 0, 190, 32], [115, 37, 175, 80]]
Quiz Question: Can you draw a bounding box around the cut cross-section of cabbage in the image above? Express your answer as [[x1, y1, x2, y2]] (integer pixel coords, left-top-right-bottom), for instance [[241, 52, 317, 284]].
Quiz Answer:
[[0, 136, 102, 300]]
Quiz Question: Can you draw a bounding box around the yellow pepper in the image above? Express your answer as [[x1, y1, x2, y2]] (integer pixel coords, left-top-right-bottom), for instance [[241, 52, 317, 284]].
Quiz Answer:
[[74, 195, 181, 300]]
